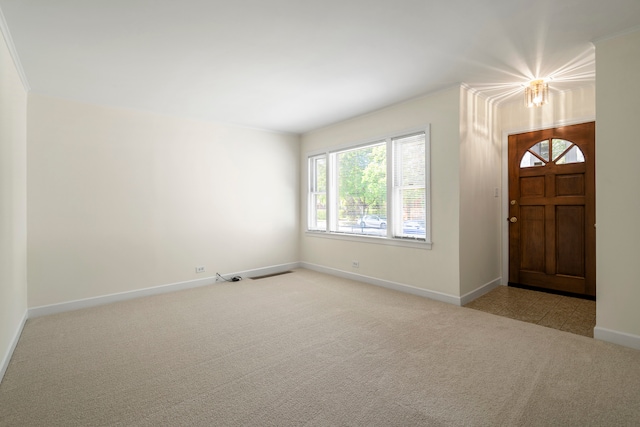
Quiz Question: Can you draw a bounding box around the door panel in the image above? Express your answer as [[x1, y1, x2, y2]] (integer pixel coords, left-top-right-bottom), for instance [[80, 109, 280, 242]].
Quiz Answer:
[[556, 174, 584, 196], [508, 122, 595, 297], [520, 206, 545, 272], [520, 176, 545, 197], [556, 205, 585, 277]]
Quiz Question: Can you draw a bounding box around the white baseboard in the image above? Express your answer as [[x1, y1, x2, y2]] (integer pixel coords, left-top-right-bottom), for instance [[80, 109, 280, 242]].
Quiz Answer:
[[29, 276, 219, 318], [460, 277, 502, 306], [594, 326, 640, 350], [1, 310, 27, 384], [300, 262, 461, 306], [29, 262, 301, 318], [236, 262, 301, 280]]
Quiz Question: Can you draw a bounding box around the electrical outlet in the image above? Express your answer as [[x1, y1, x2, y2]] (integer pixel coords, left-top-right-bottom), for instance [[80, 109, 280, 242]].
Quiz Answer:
[[352, 261, 359, 268], [195, 266, 205, 273]]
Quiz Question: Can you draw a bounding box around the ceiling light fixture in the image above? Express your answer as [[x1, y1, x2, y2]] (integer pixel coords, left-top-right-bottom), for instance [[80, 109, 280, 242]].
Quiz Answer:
[[524, 79, 549, 107]]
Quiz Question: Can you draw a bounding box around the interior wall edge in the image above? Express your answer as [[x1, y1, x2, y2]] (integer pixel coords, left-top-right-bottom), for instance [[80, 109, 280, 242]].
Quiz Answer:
[[594, 326, 640, 351], [0, 5, 30, 91], [460, 277, 502, 306], [0, 310, 27, 384]]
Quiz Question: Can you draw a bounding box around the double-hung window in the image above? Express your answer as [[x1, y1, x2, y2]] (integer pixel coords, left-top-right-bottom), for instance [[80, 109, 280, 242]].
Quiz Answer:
[[307, 126, 430, 247], [308, 155, 327, 231]]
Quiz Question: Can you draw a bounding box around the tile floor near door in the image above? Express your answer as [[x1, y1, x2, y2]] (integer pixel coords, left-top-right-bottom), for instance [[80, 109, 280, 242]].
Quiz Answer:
[[464, 286, 596, 337]]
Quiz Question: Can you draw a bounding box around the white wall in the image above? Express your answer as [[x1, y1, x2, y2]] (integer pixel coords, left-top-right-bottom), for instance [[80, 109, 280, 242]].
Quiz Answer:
[[459, 87, 502, 296], [27, 94, 300, 307], [594, 29, 640, 346], [0, 27, 27, 379], [300, 87, 462, 298], [500, 85, 596, 132]]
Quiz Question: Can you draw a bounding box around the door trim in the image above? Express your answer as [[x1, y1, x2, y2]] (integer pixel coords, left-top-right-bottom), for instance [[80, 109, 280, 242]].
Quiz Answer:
[[501, 116, 596, 289]]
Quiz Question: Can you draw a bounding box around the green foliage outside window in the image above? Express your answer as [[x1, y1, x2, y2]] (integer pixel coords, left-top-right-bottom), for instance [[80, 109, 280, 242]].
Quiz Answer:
[[337, 144, 387, 221]]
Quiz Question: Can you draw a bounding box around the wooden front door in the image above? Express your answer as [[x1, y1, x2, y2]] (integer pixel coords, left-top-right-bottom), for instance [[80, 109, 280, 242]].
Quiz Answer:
[[508, 122, 595, 297]]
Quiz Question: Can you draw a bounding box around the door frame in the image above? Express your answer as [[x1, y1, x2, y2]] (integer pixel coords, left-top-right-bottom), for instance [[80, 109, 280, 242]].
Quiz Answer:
[[501, 116, 596, 289]]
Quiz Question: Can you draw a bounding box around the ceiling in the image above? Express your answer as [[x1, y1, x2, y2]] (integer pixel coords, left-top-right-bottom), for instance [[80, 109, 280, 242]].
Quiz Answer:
[[1, 1, 640, 134]]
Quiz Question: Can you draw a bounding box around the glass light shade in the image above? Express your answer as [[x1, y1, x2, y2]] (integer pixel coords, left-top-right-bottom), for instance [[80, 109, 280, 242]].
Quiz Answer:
[[524, 79, 549, 107]]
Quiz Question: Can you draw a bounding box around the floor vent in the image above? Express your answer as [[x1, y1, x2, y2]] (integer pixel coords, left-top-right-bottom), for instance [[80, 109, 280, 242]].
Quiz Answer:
[[250, 271, 293, 280]]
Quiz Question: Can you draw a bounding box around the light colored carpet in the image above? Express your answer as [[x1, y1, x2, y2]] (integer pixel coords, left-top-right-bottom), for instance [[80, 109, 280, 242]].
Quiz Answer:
[[1, 269, 639, 426]]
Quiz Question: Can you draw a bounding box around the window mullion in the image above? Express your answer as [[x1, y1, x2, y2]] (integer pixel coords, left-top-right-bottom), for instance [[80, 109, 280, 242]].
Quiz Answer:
[[328, 152, 337, 232]]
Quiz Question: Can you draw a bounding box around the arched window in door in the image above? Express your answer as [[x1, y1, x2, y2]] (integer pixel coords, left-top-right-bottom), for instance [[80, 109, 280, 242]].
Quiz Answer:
[[520, 139, 585, 168]]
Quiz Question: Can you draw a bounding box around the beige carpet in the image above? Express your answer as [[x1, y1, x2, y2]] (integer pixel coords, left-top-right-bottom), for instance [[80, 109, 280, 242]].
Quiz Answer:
[[1, 269, 639, 426]]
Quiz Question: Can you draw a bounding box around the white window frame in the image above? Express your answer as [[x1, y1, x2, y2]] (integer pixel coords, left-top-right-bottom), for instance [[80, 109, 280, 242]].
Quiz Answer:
[[308, 154, 327, 231], [306, 125, 431, 249]]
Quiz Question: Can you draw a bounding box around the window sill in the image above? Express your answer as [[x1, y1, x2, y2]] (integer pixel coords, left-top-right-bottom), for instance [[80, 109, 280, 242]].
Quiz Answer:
[[305, 230, 432, 250]]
